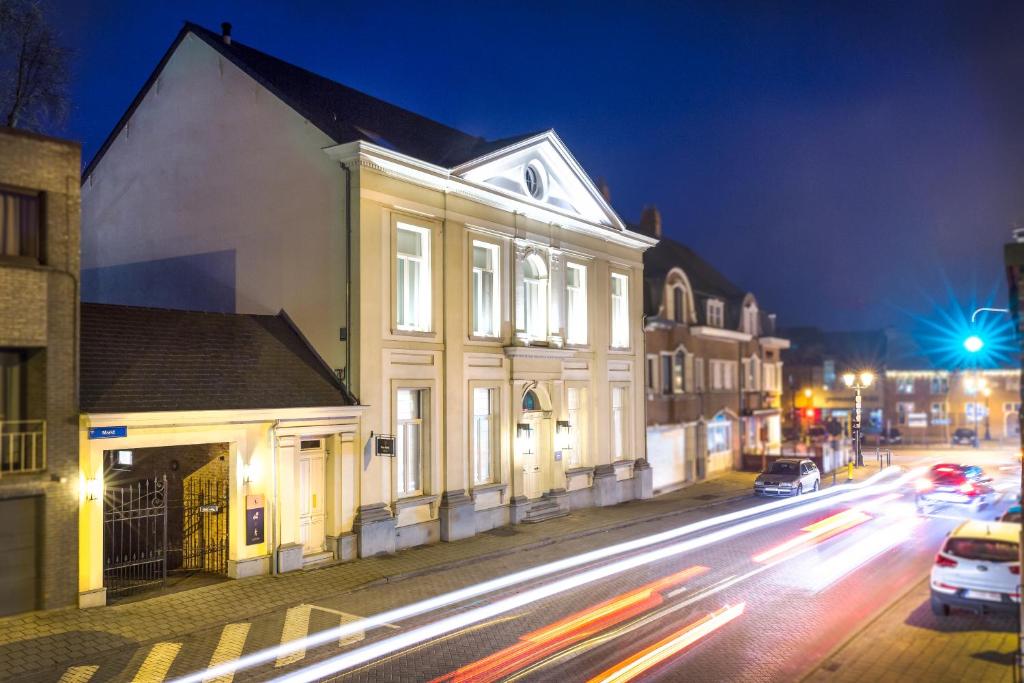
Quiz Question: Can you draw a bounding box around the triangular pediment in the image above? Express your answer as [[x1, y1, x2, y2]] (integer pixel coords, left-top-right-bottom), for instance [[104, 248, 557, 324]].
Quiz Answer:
[[452, 131, 624, 230]]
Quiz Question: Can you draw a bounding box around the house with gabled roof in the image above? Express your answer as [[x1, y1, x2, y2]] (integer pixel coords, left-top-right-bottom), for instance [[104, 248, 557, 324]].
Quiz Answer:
[[81, 21, 656, 571], [634, 208, 788, 492]]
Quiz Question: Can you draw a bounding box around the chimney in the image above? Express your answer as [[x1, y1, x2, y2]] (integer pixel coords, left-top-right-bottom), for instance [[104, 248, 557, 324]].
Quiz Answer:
[[221, 22, 232, 45], [639, 205, 662, 238], [596, 177, 611, 204]]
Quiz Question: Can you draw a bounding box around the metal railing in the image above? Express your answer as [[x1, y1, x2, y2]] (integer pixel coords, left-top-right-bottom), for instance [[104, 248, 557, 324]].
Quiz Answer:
[[0, 419, 46, 477]]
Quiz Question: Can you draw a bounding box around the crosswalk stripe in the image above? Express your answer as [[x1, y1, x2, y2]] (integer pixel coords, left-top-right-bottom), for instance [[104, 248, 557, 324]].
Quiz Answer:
[[59, 665, 99, 683], [203, 622, 252, 683], [132, 642, 182, 683], [275, 604, 312, 667]]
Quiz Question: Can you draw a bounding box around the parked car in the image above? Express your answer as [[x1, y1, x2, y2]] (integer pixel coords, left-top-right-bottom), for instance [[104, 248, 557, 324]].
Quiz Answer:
[[930, 519, 1020, 615], [878, 428, 902, 445], [754, 458, 821, 497], [1000, 505, 1021, 524], [915, 464, 994, 513], [951, 428, 979, 447]]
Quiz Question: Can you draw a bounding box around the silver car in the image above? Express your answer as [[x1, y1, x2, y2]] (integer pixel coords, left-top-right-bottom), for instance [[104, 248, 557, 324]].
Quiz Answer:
[[754, 458, 821, 497]]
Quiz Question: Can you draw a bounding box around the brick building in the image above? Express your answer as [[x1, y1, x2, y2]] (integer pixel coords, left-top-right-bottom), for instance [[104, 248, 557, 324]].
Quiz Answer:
[[638, 209, 788, 492], [0, 127, 81, 615]]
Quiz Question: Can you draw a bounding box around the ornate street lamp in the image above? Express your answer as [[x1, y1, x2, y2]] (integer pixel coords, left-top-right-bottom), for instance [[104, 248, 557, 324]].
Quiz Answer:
[[842, 370, 874, 466]]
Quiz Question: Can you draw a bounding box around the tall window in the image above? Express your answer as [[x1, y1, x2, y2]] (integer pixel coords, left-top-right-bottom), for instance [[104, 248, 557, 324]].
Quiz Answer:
[[0, 350, 28, 423], [396, 224, 430, 331], [673, 350, 685, 393], [472, 388, 498, 485], [566, 263, 588, 344], [707, 417, 732, 453], [672, 285, 686, 323], [706, 300, 724, 328], [661, 355, 673, 395], [743, 304, 759, 335], [566, 387, 582, 467], [646, 356, 656, 393], [744, 356, 760, 391], [396, 388, 426, 497], [0, 189, 41, 262], [611, 273, 629, 348], [472, 242, 499, 337], [930, 376, 949, 394], [522, 254, 548, 341], [611, 386, 626, 460], [695, 358, 705, 391]]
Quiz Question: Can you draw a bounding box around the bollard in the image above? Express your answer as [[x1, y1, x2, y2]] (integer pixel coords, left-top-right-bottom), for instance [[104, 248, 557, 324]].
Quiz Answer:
[[847, 461, 854, 481]]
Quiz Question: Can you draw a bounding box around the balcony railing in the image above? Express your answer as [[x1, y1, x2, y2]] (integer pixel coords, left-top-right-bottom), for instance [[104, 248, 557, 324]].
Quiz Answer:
[[0, 420, 47, 477]]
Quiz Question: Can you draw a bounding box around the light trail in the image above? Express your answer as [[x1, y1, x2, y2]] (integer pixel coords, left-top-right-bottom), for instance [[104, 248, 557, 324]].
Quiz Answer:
[[585, 603, 746, 683], [751, 508, 873, 563], [268, 468, 923, 683], [431, 566, 708, 683], [808, 516, 924, 592]]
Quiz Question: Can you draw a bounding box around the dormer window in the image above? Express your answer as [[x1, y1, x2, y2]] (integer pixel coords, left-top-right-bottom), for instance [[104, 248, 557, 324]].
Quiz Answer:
[[706, 299, 724, 328], [743, 303, 759, 335]]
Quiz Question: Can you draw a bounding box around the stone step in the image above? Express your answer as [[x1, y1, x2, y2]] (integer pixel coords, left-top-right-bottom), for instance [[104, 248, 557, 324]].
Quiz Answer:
[[522, 499, 568, 523]]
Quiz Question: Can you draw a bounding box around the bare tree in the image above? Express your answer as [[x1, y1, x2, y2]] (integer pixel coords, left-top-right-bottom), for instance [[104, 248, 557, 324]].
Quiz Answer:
[[0, 0, 70, 132]]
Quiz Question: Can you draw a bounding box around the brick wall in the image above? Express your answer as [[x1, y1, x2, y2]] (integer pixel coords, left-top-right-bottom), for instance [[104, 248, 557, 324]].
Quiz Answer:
[[0, 127, 81, 611]]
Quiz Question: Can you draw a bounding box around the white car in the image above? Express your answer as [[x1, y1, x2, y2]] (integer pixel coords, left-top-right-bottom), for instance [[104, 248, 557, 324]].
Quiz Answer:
[[930, 520, 1021, 616]]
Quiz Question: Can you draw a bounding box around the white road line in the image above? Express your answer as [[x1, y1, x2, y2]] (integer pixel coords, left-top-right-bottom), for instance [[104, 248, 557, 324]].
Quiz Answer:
[[132, 643, 182, 683], [204, 623, 251, 683], [58, 665, 99, 683], [275, 605, 312, 667]]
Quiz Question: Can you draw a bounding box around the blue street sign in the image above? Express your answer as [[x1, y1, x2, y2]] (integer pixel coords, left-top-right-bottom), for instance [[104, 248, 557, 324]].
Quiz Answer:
[[88, 426, 127, 440]]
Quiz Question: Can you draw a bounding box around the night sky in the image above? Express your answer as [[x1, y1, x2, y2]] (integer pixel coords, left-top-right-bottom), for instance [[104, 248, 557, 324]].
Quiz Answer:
[[53, 1, 1024, 333]]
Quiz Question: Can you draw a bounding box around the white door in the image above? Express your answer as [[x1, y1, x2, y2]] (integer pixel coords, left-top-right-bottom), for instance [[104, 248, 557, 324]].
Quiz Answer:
[[298, 441, 326, 555], [522, 416, 543, 499]]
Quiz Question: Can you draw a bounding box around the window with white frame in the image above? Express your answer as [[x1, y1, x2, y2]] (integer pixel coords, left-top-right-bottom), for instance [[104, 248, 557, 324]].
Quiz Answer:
[[611, 385, 627, 460], [610, 273, 629, 348], [671, 284, 687, 323], [694, 357, 705, 391], [522, 254, 548, 341], [396, 224, 431, 331], [710, 359, 736, 390], [661, 355, 673, 395], [472, 387, 498, 485], [472, 242, 500, 337], [743, 304, 759, 335], [931, 402, 947, 420], [673, 350, 686, 393], [706, 299, 724, 328], [930, 376, 949, 394], [396, 388, 427, 497], [707, 417, 732, 453], [744, 356, 761, 391], [566, 263, 588, 344], [763, 362, 780, 392], [566, 387, 582, 467]]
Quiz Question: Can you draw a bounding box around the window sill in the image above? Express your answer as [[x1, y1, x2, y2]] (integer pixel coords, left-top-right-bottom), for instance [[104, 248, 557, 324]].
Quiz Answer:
[[393, 328, 435, 338], [470, 482, 508, 497], [394, 493, 438, 510]]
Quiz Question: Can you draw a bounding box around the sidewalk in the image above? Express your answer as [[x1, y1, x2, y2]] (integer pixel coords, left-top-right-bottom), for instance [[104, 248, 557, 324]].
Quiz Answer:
[[0, 465, 880, 680], [804, 578, 1018, 683]]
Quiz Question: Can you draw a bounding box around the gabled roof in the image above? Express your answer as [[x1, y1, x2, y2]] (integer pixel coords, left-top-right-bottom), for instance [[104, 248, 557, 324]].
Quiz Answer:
[[83, 22, 539, 178], [643, 234, 749, 327], [80, 303, 358, 413]]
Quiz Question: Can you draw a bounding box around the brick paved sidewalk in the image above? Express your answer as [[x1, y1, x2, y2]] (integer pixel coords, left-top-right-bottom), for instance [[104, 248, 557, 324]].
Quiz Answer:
[[804, 578, 1018, 683], [0, 464, 883, 679]]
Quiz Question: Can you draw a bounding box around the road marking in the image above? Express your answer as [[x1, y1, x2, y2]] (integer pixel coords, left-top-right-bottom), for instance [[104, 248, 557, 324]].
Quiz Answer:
[[204, 622, 251, 683], [276, 605, 312, 667], [59, 666, 99, 683], [307, 603, 398, 646], [132, 642, 181, 683]]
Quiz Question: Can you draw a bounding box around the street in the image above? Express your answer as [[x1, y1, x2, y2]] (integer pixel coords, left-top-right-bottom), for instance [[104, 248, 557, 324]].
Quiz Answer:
[[20, 446, 1014, 683]]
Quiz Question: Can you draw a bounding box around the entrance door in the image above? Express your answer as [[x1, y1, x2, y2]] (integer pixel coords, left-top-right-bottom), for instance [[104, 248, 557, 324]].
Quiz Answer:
[[522, 415, 543, 499], [0, 496, 39, 616], [298, 440, 326, 555]]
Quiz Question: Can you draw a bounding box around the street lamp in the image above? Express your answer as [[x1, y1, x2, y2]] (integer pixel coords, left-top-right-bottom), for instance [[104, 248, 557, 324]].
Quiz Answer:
[[842, 370, 874, 467], [963, 375, 989, 447]]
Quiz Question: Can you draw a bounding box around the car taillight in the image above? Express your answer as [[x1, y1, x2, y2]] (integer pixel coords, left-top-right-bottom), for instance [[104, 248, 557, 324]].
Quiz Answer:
[[915, 478, 933, 492], [935, 554, 958, 568], [1011, 564, 1020, 575]]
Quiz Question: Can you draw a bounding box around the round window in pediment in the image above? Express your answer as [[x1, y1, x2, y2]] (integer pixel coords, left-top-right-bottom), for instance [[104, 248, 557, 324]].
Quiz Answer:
[[524, 162, 546, 200]]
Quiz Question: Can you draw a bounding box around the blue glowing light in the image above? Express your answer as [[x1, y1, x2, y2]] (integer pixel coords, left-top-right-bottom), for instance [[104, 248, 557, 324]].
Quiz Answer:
[[963, 335, 984, 353]]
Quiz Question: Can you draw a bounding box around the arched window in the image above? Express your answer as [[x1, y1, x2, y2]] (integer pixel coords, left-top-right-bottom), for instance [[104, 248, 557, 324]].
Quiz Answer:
[[743, 303, 759, 335], [522, 254, 548, 340], [672, 285, 685, 323], [673, 350, 686, 393], [523, 389, 540, 412]]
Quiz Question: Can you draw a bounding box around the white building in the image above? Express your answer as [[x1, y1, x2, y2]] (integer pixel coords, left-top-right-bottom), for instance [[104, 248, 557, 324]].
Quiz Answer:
[[81, 22, 656, 568]]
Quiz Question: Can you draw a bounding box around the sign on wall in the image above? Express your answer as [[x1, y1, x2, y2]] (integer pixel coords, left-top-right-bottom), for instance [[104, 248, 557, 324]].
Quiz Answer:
[[89, 426, 127, 439], [375, 434, 396, 457], [907, 412, 928, 428], [246, 494, 265, 546]]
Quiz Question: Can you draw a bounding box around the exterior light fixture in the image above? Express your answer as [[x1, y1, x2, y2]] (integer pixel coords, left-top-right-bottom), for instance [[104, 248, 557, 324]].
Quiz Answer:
[[556, 420, 571, 435], [242, 460, 258, 485], [841, 372, 856, 388], [84, 477, 101, 501], [859, 371, 874, 388], [803, 388, 813, 398], [516, 423, 534, 455], [963, 335, 984, 353]]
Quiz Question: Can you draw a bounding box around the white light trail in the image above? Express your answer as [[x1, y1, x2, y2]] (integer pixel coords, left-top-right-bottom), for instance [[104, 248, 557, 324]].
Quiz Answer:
[[269, 468, 923, 683], [808, 516, 923, 592], [173, 466, 911, 683]]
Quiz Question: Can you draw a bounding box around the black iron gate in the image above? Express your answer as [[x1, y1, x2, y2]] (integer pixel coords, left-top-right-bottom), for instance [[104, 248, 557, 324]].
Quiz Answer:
[[103, 476, 168, 600], [176, 478, 229, 575]]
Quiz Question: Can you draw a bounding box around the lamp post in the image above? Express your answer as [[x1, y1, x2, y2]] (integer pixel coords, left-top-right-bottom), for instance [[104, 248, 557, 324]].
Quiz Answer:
[[983, 385, 992, 441], [842, 371, 874, 467], [963, 374, 988, 447]]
